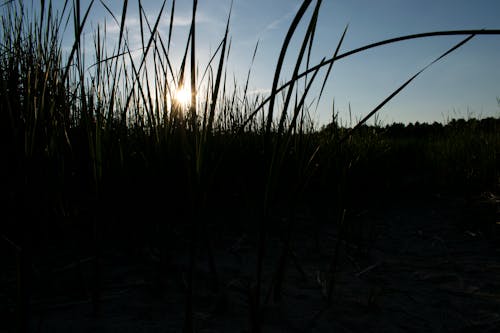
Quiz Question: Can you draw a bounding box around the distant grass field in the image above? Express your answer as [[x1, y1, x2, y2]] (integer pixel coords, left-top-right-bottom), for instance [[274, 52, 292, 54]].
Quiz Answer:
[[1, 1, 499, 332]]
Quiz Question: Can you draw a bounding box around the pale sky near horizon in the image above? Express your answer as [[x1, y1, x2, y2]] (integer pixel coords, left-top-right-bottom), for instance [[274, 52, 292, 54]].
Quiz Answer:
[[21, 0, 500, 126]]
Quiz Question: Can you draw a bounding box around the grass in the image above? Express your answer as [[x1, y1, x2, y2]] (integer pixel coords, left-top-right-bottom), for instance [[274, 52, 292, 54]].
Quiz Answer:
[[1, 0, 499, 332]]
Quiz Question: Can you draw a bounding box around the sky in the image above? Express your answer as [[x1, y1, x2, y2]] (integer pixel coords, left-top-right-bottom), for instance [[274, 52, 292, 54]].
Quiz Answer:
[[23, 0, 500, 126]]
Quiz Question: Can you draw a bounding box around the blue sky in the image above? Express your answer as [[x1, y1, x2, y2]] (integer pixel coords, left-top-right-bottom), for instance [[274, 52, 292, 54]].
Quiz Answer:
[[31, 0, 500, 125]]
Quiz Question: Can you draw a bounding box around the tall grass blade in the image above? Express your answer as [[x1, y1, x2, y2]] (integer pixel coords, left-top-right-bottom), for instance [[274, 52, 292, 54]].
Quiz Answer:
[[315, 24, 348, 111], [121, 0, 167, 124], [240, 29, 500, 133], [189, 0, 198, 128], [198, 39, 224, 91], [184, 3, 199, 331], [277, 0, 322, 136], [98, 0, 128, 122], [207, 1, 232, 135], [242, 40, 259, 105], [167, 0, 175, 54], [265, 0, 313, 139], [299, 29, 500, 91], [254, 4, 315, 332], [340, 33, 476, 143], [61, 0, 94, 83], [178, 23, 192, 93]]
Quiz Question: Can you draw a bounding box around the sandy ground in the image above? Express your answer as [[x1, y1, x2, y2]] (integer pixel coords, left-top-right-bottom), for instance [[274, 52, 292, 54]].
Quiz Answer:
[[2, 191, 500, 332]]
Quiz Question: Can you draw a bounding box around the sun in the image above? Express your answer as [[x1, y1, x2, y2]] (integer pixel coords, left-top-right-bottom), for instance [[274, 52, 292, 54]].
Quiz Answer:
[[174, 85, 191, 107]]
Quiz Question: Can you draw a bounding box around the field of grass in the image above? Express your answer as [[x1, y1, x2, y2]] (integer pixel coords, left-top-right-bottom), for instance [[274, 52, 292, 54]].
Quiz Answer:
[[1, 1, 499, 332]]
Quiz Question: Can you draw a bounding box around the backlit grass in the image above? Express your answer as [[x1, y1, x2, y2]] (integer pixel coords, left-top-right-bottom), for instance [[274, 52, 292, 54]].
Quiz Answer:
[[1, 1, 499, 332]]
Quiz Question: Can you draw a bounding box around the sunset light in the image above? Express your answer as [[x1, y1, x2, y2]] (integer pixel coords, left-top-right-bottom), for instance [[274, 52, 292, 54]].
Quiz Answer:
[[174, 85, 191, 107]]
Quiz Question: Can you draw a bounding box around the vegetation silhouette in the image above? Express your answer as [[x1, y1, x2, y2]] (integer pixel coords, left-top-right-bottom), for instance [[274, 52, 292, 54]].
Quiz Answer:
[[1, 0, 499, 332]]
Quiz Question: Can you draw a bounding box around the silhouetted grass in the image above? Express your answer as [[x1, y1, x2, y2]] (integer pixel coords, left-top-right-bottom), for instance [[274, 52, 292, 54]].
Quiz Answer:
[[1, 0, 499, 332]]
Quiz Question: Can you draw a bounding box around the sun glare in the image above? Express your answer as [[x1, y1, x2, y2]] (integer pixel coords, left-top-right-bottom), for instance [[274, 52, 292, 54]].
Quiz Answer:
[[174, 85, 191, 107]]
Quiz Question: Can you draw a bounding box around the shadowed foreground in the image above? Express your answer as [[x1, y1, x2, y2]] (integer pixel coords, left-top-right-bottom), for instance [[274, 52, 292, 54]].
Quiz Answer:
[[2, 189, 499, 332]]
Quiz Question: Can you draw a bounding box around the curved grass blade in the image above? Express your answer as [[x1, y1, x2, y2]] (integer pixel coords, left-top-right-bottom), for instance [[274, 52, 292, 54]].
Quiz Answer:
[[198, 38, 225, 91], [240, 29, 500, 133], [339, 33, 476, 143], [277, 0, 322, 136], [266, 0, 314, 138], [315, 24, 348, 111]]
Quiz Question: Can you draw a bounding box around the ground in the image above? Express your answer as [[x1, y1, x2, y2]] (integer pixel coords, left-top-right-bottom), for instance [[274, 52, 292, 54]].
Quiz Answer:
[[2, 191, 500, 332]]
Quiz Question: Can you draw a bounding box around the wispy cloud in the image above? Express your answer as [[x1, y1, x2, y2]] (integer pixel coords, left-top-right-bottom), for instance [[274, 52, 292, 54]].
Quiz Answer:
[[263, 1, 301, 33], [169, 11, 214, 27], [92, 6, 214, 36], [247, 88, 271, 96], [264, 12, 292, 32], [88, 10, 213, 52], [232, 1, 300, 53]]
